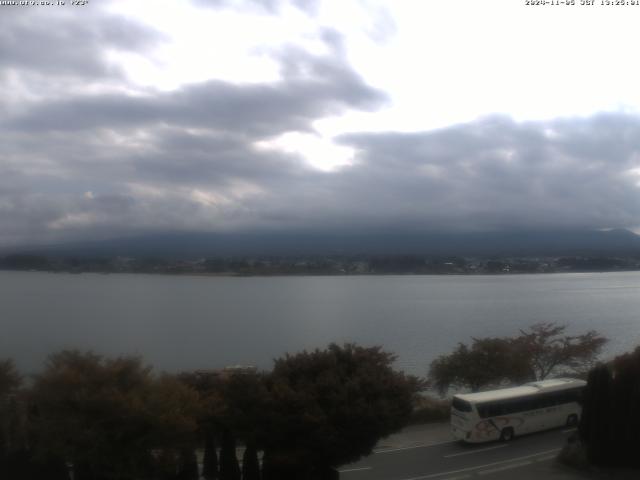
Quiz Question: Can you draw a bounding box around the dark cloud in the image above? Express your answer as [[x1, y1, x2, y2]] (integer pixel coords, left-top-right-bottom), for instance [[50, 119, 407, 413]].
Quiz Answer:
[[3, 111, 640, 247], [3, 46, 387, 136], [0, 8, 166, 79], [333, 114, 640, 231], [0, 28, 388, 244]]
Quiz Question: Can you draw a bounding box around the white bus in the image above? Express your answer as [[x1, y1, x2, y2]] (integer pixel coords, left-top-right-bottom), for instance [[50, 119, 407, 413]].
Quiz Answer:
[[450, 378, 586, 443]]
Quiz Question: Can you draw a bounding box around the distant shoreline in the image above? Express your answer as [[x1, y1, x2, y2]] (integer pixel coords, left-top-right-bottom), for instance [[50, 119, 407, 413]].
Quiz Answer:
[[3, 251, 640, 277], [2, 267, 640, 277]]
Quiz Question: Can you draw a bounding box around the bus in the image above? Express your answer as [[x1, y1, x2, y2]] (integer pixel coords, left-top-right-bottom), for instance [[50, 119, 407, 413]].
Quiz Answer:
[[450, 378, 586, 443]]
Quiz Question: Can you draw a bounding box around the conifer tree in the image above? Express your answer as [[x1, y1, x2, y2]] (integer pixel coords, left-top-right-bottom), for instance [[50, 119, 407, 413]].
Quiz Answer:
[[202, 429, 219, 480], [241, 442, 260, 480], [177, 447, 199, 480], [219, 428, 241, 480], [581, 364, 612, 465]]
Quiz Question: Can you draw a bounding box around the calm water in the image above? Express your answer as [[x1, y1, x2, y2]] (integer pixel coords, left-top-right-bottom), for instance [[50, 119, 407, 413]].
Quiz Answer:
[[2, 271, 640, 376]]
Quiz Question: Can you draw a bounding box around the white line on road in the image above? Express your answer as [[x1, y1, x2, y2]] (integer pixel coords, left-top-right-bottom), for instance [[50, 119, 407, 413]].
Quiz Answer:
[[562, 428, 577, 433], [397, 448, 561, 480], [375, 441, 457, 454], [338, 466, 372, 473], [441, 475, 471, 480], [443, 444, 508, 458], [535, 454, 558, 462], [478, 460, 532, 475]]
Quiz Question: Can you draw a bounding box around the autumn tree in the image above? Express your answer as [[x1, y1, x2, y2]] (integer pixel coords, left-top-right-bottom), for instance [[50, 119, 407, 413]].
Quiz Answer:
[[429, 323, 607, 395], [261, 343, 423, 480], [514, 323, 607, 380], [429, 338, 530, 395], [30, 350, 201, 480]]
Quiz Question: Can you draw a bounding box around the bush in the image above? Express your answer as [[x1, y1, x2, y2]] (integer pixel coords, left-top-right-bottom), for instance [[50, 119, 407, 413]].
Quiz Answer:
[[408, 395, 450, 425]]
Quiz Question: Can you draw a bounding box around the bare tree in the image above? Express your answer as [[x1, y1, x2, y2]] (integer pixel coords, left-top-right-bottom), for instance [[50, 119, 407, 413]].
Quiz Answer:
[[515, 322, 607, 380]]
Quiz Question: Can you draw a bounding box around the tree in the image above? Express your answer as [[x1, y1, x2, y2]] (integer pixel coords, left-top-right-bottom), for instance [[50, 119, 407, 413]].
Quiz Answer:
[[261, 343, 423, 479], [429, 338, 529, 395], [241, 442, 260, 480], [181, 369, 270, 480], [30, 350, 201, 480], [515, 323, 607, 380], [202, 429, 219, 480], [0, 359, 21, 396], [0, 359, 32, 479], [580, 364, 613, 465], [176, 447, 199, 480], [177, 370, 226, 480], [580, 347, 640, 467], [0, 359, 22, 452], [429, 323, 607, 395], [219, 428, 241, 480]]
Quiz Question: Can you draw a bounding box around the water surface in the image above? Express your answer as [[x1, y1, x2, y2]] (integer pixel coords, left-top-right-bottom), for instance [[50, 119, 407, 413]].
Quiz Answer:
[[2, 271, 639, 376]]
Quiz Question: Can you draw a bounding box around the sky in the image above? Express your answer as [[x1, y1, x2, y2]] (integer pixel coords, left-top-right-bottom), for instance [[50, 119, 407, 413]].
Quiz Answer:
[[3, 0, 640, 247]]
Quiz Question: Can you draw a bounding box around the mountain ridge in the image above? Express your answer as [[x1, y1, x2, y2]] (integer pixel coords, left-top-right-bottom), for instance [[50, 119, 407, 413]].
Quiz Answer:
[[4, 229, 640, 259]]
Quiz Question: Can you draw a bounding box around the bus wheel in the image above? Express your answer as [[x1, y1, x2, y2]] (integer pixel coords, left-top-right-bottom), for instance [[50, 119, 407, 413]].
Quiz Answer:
[[500, 427, 514, 442], [566, 414, 578, 427]]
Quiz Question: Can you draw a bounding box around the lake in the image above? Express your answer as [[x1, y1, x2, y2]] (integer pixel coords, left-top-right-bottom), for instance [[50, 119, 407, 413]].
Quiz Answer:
[[2, 271, 640, 376]]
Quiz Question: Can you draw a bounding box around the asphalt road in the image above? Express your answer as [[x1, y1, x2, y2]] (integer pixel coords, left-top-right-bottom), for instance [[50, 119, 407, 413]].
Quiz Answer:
[[339, 426, 579, 480]]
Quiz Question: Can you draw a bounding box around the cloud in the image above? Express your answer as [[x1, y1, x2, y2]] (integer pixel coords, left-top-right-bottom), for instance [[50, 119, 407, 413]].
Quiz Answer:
[[0, 26, 389, 245], [333, 114, 640, 232], [3, 43, 386, 136], [191, 0, 320, 16], [2, 4, 640, 247], [3, 110, 640, 247], [0, 7, 166, 80]]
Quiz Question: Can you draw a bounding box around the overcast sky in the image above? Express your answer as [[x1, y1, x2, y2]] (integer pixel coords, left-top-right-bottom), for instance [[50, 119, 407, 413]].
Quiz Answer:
[[2, 0, 640, 246]]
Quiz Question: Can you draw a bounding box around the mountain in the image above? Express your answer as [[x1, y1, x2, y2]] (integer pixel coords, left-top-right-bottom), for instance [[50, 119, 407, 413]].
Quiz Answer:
[[5, 229, 640, 259]]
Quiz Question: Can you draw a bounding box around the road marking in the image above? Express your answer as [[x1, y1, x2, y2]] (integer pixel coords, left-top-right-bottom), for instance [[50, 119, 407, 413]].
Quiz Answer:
[[478, 460, 532, 475], [562, 428, 577, 433], [375, 441, 457, 454], [535, 454, 557, 462], [441, 476, 471, 480], [338, 466, 372, 473], [443, 444, 508, 458], [397, 448, 561, 480]]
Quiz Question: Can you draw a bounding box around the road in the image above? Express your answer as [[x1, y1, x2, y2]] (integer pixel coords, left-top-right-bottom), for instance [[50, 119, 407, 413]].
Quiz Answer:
[[339, 426, 580, 480]]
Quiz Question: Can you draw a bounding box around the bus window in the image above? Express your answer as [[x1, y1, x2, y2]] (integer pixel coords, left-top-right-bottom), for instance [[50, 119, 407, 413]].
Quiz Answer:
[[487, 403, 505, 417], [452, 397, 472, 412]]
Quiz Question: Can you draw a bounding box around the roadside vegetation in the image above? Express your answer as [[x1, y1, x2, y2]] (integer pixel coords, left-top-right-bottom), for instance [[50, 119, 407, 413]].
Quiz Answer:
[[0, 344, 423, 480], [428, 322, 607, 395], [0, 323, 615, 479], [559, 345, 640, 472]]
